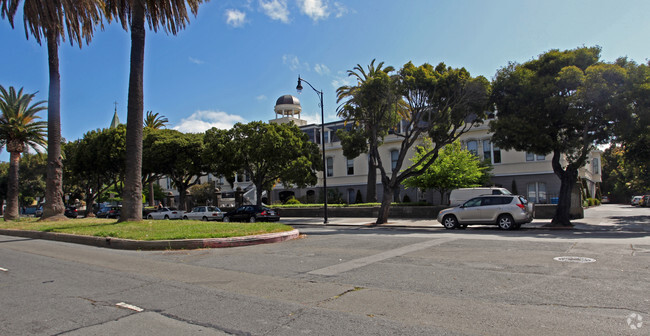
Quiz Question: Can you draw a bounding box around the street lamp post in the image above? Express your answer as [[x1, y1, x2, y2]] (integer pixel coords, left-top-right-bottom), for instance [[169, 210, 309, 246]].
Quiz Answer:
[[296, 76, 328, 224]]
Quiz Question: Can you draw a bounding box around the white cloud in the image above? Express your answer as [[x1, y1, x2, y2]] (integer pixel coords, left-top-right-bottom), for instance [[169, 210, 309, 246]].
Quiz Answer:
[[331, 72, 355, 89], [314, 63, 330, 75], [298, 0, 329, 21], [225, 9, 246, 27], [189, 57, 204, 65], [172, 110, 246, 133], [333, 2, 349, 18], [259, 0, 290, 23], [256, 94, 267, 100], [282, 54, 309, 71]]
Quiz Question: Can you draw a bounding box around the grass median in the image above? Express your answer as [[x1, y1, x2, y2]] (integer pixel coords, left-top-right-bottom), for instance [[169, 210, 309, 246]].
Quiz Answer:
[[0, 218, 294, 241]]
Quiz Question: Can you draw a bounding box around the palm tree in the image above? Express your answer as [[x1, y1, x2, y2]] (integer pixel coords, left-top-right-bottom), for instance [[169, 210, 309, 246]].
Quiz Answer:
[[336, 59, 396, 203], [144, 110, 168, 130], [0, 86, 47, 220], [143, 110, 167, 205], [1, 0, 104, 220], [103, 0, 204, 221]]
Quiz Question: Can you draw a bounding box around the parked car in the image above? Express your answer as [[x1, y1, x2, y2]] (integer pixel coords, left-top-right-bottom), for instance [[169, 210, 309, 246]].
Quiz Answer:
[[64, 206, 78, 218], [97, 205, 121, 219], [448, 187, 512, 207], [437, 195, 533, 230], [146, 207, 184, 220], [34, 206, 43, 218], [641, 195, 650, 207], [601, 195, 610, 203], [631, 196, 643, 206], [223, 205, 280, 223], [182, 206, 224, 221]]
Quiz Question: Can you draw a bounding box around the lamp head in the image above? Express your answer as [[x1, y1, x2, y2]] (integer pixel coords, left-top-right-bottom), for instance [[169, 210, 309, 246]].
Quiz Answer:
[[296, 77, 303, 93]]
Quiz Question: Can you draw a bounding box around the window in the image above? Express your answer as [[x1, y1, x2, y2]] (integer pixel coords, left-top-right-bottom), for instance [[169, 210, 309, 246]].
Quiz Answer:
[[482, 140, 501, 164], [326, 157, 334, 177], [592, 158, 600, 174], [347, 158, 354, 175], [391, 150, 399, 170], [466, 140, 478, 156], [323, 130, 329, 144], [526, 152, 546, 161], [527, 182, 547, 204]]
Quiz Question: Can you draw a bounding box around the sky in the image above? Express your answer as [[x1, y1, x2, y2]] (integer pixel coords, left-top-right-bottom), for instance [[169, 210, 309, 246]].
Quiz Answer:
[[1, 0, 649, 161]]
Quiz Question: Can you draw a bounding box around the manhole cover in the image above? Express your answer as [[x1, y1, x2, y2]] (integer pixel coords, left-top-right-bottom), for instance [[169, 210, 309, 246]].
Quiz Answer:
[[553, 256, 596, 263]]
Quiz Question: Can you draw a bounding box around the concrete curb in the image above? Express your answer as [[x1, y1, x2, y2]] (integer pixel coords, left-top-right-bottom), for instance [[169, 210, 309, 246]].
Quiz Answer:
[[0, 229, 300, 250]]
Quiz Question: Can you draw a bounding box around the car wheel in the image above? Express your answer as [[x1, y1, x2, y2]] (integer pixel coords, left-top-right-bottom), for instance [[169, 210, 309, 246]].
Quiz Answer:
[[498, 214, 515, 230], [442, 215, 458, 229], [147, 215, 153, 220], [202, 216, 208, 221], [164, 215, 170, 220], [223, 216, 230, 223], [249, 216, 256, 223], [183, 216, 188, 220]]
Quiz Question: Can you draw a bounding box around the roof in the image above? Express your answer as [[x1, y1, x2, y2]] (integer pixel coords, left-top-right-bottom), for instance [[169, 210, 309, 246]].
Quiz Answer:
[[275, 95, 300, 106]]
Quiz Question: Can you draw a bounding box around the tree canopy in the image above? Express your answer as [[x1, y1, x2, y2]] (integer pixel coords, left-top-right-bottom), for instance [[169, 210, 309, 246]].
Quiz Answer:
[[490, 46, 628, 226], [403, 140, 489, 205], [204, 121, 321, 206]]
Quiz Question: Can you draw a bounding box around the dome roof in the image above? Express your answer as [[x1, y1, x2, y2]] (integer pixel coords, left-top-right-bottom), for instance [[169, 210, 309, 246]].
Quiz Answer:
[[275, 95, 300, 106]]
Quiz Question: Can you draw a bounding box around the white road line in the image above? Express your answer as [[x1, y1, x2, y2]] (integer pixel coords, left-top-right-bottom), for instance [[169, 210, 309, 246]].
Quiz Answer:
[[308, 237, 457, 276], [116, 302, 144, 312], [0, 267, 8, 272]]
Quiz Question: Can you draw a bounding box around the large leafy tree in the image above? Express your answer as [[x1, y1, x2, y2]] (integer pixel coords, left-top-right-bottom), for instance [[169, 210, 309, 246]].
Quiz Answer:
[[204, 121, 321, 206], [1, 0, 103, 220], [64, 125, 126, 217], [144, 129, 206, 211], [403, 140, 489, 205], [0, 86, 47, 220], [104, 0, 205, 221], [336, 60, 398, 202], [490, 47, 628, 226], [17, 152, 47, 207], [617, 59, 650, 180], [369, 62, 490, 224]]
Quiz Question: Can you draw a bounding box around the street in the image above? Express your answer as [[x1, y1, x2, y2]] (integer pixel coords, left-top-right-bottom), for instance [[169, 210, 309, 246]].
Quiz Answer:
[[0, 204, 648, 335]]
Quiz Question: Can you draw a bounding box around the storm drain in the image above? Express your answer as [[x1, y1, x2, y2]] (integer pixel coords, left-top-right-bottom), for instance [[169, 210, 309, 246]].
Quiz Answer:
[[553, 256, 596, 263]]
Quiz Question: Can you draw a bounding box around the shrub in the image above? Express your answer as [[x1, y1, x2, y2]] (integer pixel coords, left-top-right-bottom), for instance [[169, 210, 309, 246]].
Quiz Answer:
[[284, 197, 301, 205]]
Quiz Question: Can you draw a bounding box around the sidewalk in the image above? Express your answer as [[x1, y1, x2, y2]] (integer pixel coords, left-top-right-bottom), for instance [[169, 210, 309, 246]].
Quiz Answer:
[[280, 214, 650, 232]]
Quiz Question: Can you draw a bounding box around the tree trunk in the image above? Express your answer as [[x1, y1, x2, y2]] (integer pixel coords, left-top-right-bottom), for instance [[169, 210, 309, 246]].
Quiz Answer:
[[376, 184, 394, 225], [148, 180, 155, 206], [84, 188, 96, 218], [177, 184, 187, 211], [42, 34, 66, 221], [366, 160, 377, 202], [120, 2, 146, 222], [256, 183, 264, 206], [551, 168, 578, 226], [4, 151, 21, 220], [549, 150, 577, 227]]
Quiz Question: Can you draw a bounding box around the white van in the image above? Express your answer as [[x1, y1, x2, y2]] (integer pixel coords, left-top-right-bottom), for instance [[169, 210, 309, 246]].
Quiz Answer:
[[448, 187, 512, 207]]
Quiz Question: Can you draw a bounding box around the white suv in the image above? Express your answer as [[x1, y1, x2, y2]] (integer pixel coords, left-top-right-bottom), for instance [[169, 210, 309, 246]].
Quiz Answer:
[[437, 195, 533, 230]]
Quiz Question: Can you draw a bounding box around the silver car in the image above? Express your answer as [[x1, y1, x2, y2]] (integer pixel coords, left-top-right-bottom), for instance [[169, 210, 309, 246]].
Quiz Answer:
[[146, 207, 184, 220], [437, 195, 533, 230], [182, 206, 223, 221]]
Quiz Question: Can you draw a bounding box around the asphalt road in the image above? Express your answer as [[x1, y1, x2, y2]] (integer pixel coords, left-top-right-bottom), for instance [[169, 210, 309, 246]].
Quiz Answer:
[[0, 204, 648, 335]]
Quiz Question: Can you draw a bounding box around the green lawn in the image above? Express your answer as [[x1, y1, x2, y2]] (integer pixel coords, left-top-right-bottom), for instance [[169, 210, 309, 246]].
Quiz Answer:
[[0, 218, 294, 241]]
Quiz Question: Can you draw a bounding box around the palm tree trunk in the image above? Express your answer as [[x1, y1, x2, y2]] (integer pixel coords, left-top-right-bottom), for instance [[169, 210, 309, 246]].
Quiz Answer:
[[149, 180, 155, 207], [4, 151, 21, 220], [42, 33, 65, 220], [120, 2, 146, 222]]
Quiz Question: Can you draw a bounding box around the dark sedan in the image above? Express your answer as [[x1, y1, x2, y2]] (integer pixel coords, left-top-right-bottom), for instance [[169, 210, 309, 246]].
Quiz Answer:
[[97, 206, 121, 219], [64, 206, 78, 218], [223, 205, 280, 223]]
